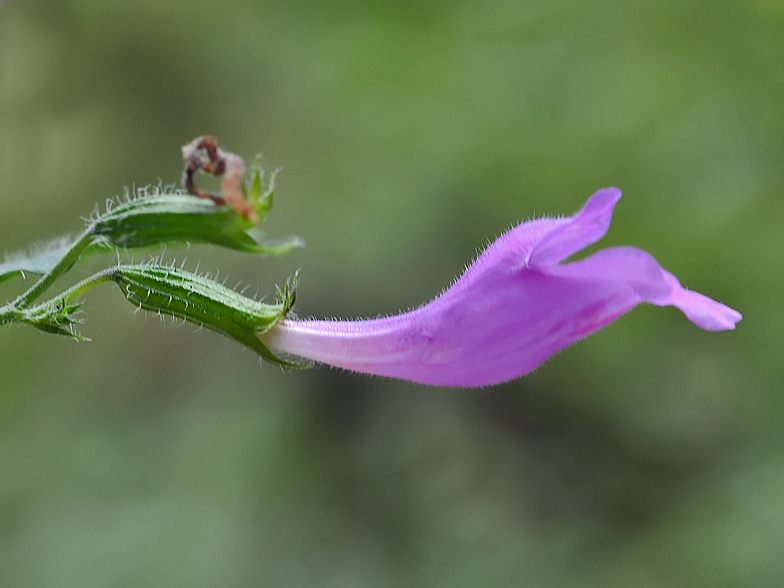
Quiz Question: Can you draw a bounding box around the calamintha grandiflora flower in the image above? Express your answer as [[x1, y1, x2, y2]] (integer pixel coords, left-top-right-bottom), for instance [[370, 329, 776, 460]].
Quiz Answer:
[[262, 188, 741, 387]]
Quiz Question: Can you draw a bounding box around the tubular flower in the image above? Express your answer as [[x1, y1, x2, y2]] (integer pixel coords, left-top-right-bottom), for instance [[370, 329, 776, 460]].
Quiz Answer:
[[262, 188, 741, 387]]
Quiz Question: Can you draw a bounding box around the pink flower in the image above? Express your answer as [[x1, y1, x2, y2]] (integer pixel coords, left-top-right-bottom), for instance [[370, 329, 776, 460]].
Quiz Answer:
[[262, 189, 741, 387]]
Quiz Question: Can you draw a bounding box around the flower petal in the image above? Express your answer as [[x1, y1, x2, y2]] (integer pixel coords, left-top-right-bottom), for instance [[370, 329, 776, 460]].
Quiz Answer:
[[527, 187, 622, 268], [548, 246, 672, 303], [262, 188, 741, 387], [657, 270, 742, 331], [549, 247, 742, 330], [266, 248, 671, 387]]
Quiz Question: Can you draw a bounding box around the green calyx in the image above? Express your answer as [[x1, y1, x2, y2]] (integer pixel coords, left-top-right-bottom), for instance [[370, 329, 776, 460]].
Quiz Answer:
[[110, 264, 308, 369], [93, 160, 297, 253]]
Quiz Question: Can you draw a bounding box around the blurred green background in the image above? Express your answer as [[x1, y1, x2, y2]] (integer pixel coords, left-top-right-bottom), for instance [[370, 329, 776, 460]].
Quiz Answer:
[[0, 0, 779, 586]]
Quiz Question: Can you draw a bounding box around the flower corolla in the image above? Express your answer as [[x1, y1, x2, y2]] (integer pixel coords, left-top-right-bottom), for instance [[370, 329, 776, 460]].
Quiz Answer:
[[263, 189, 741, 386]]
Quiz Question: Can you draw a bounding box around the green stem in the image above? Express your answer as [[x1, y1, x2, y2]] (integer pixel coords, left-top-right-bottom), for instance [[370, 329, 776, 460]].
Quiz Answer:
[[0, 266, 114, 327], [0, 305, 14, 326], [51, 267, 116, 304], [12, 227, 95, 308]]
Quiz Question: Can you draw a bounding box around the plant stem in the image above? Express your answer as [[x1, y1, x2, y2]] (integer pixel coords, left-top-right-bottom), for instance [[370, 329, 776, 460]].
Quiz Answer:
[[51, 267, 116, 304], [12, 227, 95, 308], [0, 266, 114, 328]]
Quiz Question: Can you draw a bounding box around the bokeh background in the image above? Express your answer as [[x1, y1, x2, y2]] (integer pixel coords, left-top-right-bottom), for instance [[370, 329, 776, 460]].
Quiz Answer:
[[0, 0, 779, 586]]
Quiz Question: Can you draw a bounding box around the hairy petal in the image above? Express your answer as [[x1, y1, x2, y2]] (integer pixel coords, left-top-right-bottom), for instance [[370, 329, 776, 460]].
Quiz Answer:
[[547, 246, 672, 303], [658, 270, 742, 331], [263, 189, 741, 387], [528, 187, 622, 268]]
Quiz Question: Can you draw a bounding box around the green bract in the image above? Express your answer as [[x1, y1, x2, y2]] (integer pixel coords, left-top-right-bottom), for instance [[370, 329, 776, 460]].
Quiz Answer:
[[14, 296, 87, 340]]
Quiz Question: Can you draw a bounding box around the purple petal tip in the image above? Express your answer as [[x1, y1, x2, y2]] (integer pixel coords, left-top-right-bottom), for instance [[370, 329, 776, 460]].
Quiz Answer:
[[659, 271, 741, 331], [528, 187, 622, 267], [669, 288, 742, 331]]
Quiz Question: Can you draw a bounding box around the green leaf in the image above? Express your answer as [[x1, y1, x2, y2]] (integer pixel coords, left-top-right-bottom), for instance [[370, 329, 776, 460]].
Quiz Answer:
[[0, 237, 78, 284], [110, 264, 310, 369], [251, 235, 306, 256]]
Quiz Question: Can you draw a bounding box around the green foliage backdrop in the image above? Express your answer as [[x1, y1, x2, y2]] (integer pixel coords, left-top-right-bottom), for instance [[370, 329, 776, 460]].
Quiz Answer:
[[0, 0, 779, 586]]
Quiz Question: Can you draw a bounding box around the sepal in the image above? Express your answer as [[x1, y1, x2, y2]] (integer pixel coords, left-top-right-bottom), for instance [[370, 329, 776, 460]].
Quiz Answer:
[[92, 185, 293, 254], [15, 297, 87, 341]]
